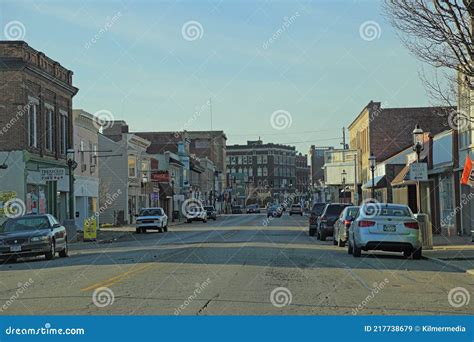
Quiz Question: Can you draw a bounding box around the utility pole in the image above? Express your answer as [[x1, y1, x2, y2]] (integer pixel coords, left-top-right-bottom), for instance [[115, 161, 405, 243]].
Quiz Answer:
[[341, 127, 346, 150], [209, 97, 213, 131]]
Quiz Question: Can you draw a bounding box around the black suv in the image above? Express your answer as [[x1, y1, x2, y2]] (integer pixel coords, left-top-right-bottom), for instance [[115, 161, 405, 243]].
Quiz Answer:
[[317, 203, 351, 241], [203, 206, 217, 220]]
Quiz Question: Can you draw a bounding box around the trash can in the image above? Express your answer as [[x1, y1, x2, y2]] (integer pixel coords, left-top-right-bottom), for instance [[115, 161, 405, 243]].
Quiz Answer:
[[415, 213, 432, 250], [172, 210, 180, 221]]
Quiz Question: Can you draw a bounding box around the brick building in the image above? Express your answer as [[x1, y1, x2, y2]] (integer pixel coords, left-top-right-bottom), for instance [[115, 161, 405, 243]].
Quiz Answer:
[[295, 153, 310, 194], [309, 145, 332, 186], [226, 139, 296, 204], [348, 100, 452, 199], [0, 41, 78, 222]]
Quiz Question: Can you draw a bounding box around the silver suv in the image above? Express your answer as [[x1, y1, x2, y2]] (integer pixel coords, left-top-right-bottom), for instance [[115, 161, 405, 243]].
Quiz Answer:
[[348, 203, 422, 259]]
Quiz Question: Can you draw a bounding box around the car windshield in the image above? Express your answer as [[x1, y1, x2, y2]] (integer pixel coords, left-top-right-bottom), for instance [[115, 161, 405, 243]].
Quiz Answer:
[[326, 205, 348, 215], [139, 209, 163, 216], [1, 216, 51, 233], [364, 204, 412, 217], [311, 204, 326, 215]]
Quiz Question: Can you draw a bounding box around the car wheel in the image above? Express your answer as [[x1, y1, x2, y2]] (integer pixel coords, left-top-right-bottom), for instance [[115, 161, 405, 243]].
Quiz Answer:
[[187, 219, 192, 223], [203, 219, 207, 223], [45, 241, 56, 260], [300, 213, 303, 216], [309, 229, 315, 237], [290, 213, 292, 216], [320, 231, 326, 241], [353, 244, 361, 257], [403, 250, 411, 258], [316, 230, 321, 240], [6, 256, 17, 263], [141, 228, 147, 233], [412, 248, 422, 260], [333, 238, 337, 246], [348, 241, 353, 254], [163, 224, 168, 232], [59, 241, 69, 258], [136, 228, 141, 234], [338, 239, 346, 248]]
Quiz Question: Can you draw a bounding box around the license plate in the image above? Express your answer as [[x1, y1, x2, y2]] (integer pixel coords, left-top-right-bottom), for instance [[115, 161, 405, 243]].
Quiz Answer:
[[10, 245, 21, 252], [383, 225, 396, 232]]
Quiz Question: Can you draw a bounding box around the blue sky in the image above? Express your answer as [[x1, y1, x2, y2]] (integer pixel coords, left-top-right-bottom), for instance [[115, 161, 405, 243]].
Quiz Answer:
[[0, 0, 431, 153]]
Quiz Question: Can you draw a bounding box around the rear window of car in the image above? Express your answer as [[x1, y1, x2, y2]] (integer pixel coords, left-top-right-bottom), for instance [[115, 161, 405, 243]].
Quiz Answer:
[[364, 205, 411, 217], [325, 205, 348, 215], [2, 217, 51, 232], [139, 209, 163, 216], [311, 204, 326, 215], [346, 207, 359, 218]]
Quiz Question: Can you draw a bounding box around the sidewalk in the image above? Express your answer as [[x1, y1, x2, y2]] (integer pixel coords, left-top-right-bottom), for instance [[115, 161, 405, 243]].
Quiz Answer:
[[424, 234, 474, 275]]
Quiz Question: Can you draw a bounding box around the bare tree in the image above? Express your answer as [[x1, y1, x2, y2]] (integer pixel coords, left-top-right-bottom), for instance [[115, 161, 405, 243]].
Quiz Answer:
[[384, 0, 473, 107]]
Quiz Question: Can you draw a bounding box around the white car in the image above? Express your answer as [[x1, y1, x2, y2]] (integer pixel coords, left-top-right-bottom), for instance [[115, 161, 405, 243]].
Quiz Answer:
[[135, 207, 168, 233], [348, 203, 422, 259]]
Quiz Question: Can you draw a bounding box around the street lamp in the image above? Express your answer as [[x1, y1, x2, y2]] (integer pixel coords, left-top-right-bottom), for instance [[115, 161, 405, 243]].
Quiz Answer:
[[171, 178, 175, 222], [66, 149, 77, 220], [412, 124, 424, 162], [369, 153, 376, 200], [412, 124, 424, 214], [341, 169, 347, 204]]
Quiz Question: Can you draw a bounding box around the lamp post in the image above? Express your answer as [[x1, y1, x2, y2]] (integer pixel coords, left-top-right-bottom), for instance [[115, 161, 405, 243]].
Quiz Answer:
[[141, 176, 148, 207], [341, 169, 347, 204], [412, 124, 424, 213], [66, 149, 77, 220], [171, 178, 175, 222], [369, 153, 376, 200]]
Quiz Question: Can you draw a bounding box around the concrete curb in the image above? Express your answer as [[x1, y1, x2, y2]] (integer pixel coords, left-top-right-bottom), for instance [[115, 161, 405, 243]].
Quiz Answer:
[[423, 255, 472, 275]]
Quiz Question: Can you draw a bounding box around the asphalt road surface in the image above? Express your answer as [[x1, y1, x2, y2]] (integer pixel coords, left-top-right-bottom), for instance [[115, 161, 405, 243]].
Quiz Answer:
[[0, 213, 472, 315]]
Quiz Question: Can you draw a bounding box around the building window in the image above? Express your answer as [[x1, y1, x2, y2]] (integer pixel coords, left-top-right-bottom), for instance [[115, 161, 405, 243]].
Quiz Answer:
[[128, 155, 137, 177], [45, 106, 54, 151], [257, 167, 262, 176], [262, 155, 267, 164], [243, 156, 247, 164], [238, 156, 242, 164], [263, 167, 268, 177], [231, 156, 236, 164], [27, 101, 38, 148], [226, 156, 230, 164], [257, 156, 262, 164], [59, 110, 68, 154]]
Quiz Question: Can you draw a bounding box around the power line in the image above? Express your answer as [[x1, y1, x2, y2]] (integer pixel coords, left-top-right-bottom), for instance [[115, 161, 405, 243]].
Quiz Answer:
[[226, 129, 341, 137]]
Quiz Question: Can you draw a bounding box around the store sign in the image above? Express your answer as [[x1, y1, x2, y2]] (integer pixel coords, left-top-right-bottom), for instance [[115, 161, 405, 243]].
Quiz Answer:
[[41, 168, 65, 181], [151, 171, 170, 182], [409, 163, 428, 181], [150, 192, 159, 201]]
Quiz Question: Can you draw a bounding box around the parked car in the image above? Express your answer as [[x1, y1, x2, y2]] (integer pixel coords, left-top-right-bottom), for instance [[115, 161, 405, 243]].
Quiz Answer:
[[267, 205, 283, 218], [246, 204, 261, 214], [289, 204, 303, 216], [333, 206, 359, 247], [136, 207, 168, 233], [309, 203, 327, 236], [0, 214, 68, 262], [231, 205, 243, 214], [203, 206, 217, 220], [317, 203, 352, 241], [348, 203, 422, 259]]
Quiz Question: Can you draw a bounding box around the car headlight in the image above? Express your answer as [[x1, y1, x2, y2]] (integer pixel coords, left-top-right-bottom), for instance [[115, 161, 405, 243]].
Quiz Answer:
[[31, 235, 49, 242]]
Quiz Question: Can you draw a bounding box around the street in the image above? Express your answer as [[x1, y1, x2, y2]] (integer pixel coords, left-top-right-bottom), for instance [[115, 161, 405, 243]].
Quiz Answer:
[[0, 213, 472, 316]]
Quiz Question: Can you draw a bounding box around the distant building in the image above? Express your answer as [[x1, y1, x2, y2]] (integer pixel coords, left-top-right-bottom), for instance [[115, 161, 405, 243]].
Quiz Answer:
[[309, 146, 332, 186], [0, 41, 78, 222], [226, 139, 296, 204], [72, 109, 99, 229], [295, 153, 310, 194]]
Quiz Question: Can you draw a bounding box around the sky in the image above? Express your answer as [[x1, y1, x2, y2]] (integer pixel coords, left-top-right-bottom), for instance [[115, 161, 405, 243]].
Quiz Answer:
[[0, 0, 433, 154]]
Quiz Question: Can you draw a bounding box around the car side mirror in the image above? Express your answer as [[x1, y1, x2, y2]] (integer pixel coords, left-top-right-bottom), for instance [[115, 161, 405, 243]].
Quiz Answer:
[[348, 216, 354, 221], [52, 223, 61, 228]]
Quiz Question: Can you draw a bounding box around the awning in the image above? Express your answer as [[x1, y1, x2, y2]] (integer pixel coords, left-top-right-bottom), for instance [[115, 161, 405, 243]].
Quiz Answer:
[[362, 175, 387, 190], [391, 165, 416, 187]]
